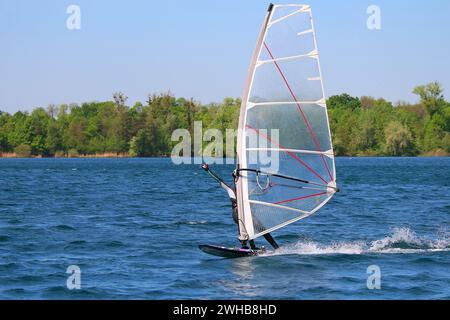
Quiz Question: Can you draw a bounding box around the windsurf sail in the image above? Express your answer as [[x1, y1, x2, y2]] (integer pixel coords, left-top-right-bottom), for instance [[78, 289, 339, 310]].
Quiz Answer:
[[235, 4, 338, 241]]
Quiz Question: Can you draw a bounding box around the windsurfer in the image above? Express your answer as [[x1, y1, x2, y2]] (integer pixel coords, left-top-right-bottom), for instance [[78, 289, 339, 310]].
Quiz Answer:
[[201, 163, 279, 250]]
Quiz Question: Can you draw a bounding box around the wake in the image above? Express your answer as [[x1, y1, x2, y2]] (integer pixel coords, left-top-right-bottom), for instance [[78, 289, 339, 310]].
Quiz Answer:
[[264, 228, 450, 256]]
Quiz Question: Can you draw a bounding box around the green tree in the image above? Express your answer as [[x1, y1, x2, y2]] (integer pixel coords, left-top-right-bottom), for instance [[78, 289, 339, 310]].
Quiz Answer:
[[45, 121, 62, 155], [384, 121, 414, 156], [328, 94, 361, 110], [29, 107, 52, 155], [0, 112, 11, 152], [7, 111, 32, 148], [64, 117, 87, 154], [413, 81, 446, 117], [113, 92, 128, 108], [357, 110, 377, 153], [129, 126, 157, 157]]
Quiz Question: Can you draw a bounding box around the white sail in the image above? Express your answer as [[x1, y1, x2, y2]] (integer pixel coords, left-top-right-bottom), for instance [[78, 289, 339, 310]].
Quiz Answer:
[[236, 4, 337, 241]]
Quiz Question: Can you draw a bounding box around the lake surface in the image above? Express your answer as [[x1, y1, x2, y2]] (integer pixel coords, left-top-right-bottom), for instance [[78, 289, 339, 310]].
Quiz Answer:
[[0, 157, 449, 299]]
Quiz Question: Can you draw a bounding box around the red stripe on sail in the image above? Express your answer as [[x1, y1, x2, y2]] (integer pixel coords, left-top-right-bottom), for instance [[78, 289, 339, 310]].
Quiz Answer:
[[246, 124, 328, 185], [274, 192, 328, 205], [263, 42, 333, 182]]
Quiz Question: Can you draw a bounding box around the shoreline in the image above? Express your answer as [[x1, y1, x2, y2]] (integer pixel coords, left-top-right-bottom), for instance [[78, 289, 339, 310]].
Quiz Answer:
[[1, 153, 449, 159]]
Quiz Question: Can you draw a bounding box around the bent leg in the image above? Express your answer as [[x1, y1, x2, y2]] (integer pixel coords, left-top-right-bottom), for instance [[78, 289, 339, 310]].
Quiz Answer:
[[263, 233, 279, 250]]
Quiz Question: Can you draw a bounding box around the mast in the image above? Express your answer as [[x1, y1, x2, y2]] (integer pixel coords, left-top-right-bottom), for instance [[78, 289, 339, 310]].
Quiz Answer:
[[236, 4, 275, 242]]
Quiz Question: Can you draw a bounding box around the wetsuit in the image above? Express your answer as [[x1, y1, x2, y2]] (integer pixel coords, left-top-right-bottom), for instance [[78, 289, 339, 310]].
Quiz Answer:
[[201, 164, 238, 223], [201, 164, 279, 250]]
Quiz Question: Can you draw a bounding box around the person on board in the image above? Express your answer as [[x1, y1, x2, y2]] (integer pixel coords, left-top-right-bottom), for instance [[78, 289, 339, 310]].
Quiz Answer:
[[201, 163, 279, 250]]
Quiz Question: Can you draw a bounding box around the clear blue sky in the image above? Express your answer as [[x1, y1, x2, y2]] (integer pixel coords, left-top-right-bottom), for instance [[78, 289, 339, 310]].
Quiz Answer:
[[1, 0, 449, 113]]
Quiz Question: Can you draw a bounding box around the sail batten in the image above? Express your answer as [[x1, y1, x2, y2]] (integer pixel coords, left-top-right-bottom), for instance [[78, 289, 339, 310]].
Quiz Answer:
[[257, 50, 319, 66], [246, 147, 333, 156], [236, 4, 337, 241], [249, 200, 311, 215], [269, 6, 311, 26], [249, 194, 332, 239]]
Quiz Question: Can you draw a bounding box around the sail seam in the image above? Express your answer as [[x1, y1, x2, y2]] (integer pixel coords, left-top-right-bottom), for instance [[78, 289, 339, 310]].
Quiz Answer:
[[274, 192, 328, 205], [246, 148, 332, 156]]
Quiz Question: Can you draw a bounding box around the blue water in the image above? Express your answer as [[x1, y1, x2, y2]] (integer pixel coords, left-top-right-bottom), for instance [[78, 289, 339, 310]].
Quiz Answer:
[[0, 157, 449, 300]]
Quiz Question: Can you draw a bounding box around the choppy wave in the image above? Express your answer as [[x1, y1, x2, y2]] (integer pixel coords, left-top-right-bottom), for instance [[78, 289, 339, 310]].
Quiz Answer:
[[184, 220, 208, 225], [266, 228, 450, 256]]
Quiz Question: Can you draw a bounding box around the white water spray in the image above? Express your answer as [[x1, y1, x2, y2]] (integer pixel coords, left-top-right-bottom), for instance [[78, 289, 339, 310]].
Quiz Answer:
[[265, 228, 450, 256]]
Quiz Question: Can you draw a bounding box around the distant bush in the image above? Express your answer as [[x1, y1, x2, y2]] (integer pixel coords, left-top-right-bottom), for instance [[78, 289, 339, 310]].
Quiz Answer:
[[383, 121, 414, 156], [422, 148, 450, 157], [68, 149, 79, 158], [54, 151, 66, 158], [14, 144, 32, 158], [128, 136, 138, 157]]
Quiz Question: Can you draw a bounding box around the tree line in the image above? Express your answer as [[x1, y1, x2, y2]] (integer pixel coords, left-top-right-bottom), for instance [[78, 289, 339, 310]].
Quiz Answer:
[[0, 82, 449, 158]]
